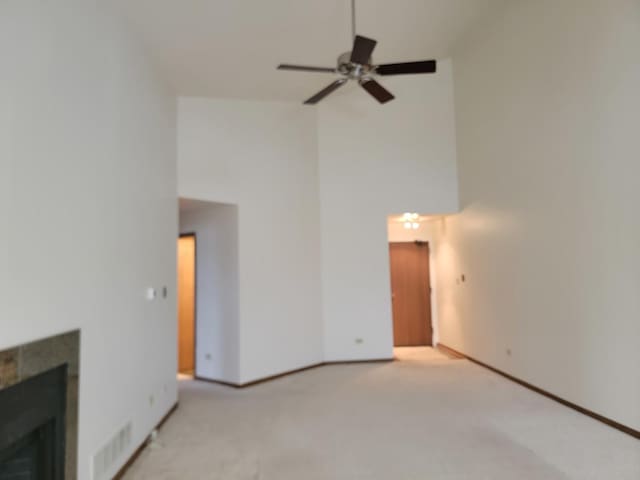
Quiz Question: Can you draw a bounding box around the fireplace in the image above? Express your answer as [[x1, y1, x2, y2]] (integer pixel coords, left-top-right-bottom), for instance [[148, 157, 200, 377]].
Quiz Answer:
[[0, 365, 67, 480], [0, 331, 79, 480]]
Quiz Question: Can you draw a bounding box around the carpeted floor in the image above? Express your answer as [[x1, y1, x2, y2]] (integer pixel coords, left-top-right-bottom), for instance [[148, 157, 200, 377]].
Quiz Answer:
[[124, 347, 639, 479]]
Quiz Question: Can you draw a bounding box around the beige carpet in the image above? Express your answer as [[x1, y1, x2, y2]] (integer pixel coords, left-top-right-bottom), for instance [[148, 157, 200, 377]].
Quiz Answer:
[[124, 347, 639, 479]]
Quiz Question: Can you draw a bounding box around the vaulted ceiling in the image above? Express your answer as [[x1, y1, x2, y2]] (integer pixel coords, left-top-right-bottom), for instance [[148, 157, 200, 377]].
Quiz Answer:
[[110, 0, 501, 101]]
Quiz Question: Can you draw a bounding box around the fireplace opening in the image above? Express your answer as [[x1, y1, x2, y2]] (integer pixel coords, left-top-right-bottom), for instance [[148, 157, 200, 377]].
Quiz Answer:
[[0, 420, 55, 479], [0, 365, 67, 480]]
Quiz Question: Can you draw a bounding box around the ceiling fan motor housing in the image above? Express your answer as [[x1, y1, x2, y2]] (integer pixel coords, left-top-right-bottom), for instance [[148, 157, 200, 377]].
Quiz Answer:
[[337, 51, 374, 80]]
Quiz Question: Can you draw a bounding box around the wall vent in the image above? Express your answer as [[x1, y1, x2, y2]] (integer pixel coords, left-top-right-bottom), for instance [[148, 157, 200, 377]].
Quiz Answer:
[[91, 421, 132, 480]]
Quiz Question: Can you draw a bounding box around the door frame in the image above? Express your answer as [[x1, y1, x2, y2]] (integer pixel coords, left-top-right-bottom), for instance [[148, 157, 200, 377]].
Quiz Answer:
[[388, 240, 434, 347], [178, 232, 197, 375]]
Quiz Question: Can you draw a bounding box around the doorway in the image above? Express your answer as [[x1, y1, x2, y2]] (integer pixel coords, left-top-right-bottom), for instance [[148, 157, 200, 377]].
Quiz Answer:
[[389, 241, 433, 346], [177, 234, 196, 375]]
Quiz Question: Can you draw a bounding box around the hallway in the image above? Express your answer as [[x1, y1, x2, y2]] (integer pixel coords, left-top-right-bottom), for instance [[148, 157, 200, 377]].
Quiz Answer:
[[124, 348, 639, 479]]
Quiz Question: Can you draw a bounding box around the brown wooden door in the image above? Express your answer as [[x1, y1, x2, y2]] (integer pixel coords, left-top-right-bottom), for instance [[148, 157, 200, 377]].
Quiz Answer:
[[389, 242, 433, 346], [177, 235, 196, 373]]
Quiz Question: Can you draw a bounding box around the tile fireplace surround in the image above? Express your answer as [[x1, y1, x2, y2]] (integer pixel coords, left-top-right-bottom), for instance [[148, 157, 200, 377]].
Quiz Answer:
[[0, 330, 80, 480]]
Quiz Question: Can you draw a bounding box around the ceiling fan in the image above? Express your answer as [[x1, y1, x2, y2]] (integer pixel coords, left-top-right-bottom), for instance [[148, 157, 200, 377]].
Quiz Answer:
[[277, 0, 437, 105]]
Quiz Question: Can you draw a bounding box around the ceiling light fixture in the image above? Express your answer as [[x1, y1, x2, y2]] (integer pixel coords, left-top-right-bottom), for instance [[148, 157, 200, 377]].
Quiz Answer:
[[401, 213, 421, 230]]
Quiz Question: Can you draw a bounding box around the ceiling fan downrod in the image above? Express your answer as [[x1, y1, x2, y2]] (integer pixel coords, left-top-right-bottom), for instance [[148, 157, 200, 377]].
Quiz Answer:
[[351, 0, 356, 42]]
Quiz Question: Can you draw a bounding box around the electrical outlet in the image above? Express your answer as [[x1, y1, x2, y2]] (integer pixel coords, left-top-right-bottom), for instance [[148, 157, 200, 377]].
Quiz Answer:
[[355, 338, 364, 344], [149, 394, 155, 406], [205, 353, 212, 360], [506, 348, 512, 356]]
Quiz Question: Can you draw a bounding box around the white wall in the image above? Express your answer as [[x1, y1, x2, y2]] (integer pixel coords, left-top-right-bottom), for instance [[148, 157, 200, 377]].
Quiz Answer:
[[177, 63, 460, 374], [0, 1, 177, 478], [178, 98, 323, 383], [387, 218, 435, 243], [439, 0, 640, 430], [318, 62, 459, 361], [180, 201, 240, 384]]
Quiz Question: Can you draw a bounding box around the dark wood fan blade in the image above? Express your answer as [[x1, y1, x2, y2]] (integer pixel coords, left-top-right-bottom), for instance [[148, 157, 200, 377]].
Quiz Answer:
[[304, 79, 347, 105], [376, 60, 437, 75], [278, 64, 336, 73], [350, 35, 377, 65], [360, 79, 395, 103]]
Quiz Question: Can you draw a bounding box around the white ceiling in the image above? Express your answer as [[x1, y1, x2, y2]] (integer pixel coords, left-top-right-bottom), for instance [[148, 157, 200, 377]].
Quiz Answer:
[[110, 0, 500, 102]]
